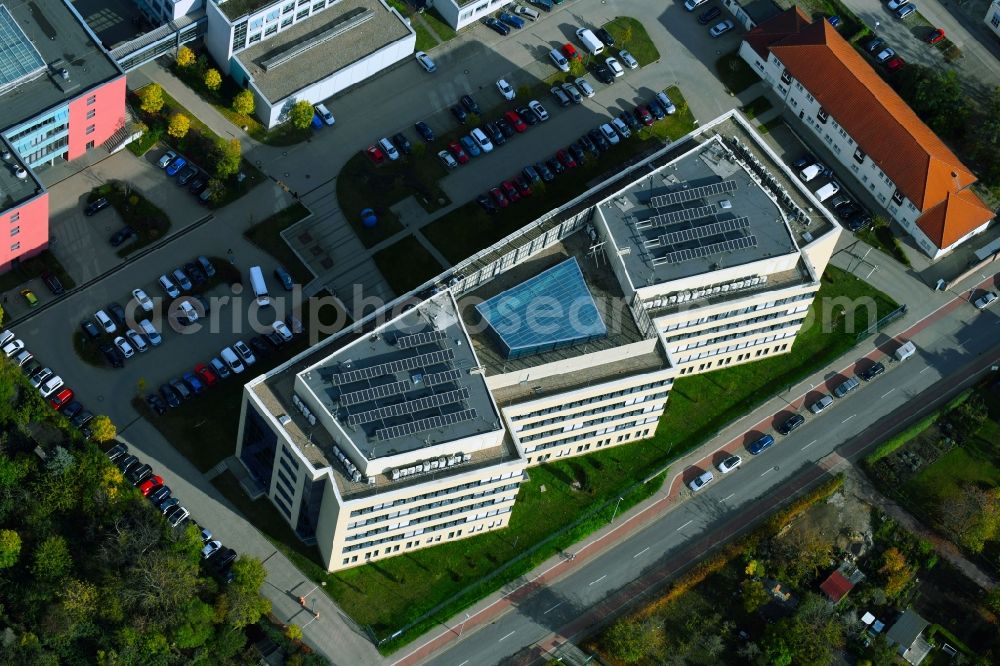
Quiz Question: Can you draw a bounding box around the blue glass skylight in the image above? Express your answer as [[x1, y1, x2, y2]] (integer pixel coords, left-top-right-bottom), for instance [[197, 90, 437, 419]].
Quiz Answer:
[[476, 257, 607, 359]]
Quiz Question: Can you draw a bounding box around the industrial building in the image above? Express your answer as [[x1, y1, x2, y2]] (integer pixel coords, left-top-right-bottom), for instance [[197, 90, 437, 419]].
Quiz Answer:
[[0, 0, 126, 273], [236, 111, 842, 571]]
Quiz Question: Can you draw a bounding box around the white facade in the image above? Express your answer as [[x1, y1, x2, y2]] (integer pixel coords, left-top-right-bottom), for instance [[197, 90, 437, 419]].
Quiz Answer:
[[430, 0, 507, 30], [987, 0, 1000, 40], [135, 0, 204, 24]]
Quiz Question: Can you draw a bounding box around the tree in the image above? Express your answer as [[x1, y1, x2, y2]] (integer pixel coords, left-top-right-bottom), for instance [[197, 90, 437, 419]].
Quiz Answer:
[[232, 89, 255, 116], [976, 87, 1000, 185], [289, 100, 315, 129], [878, 547, 914, 597], [214, 137, 242, 179], [895, 65, 968, 139], [32, 535, 73, 581], [225, 558, 271, 628], [0, 528, 20, 568], [175, 46, 195, 68], [741, 578, 770, 614], [88, 415, 116, 443], [172, 599, 216, 649], [138, 84, 165, 114], [285, 624, 303, 641], [204, 68, 222, 92], [938, 484, 1000, 553], [604, 618, 646, 663], [168, 112, 190, 139], [0, 302, 5, 324], [61, 578, 99, 622]]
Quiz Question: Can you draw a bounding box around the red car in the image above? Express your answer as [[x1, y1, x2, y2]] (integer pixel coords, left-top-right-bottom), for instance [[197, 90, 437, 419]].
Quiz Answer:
[[503, 110, 528, 133], [194, 363, 218, 387], [635, 105, 654, 126], [556, 149, 577, 169], [139, 475, 164, 497], [886, 56, 905, 72], [366, 145, 386, 165], [489, 187, 510, 209], [501, 180, 521, 203], [447, 141, 470, 164], [562, 43, 581, 61], [514, 175, 533, 198], [49, 387, 74, 410], [925, 28, 944, 45]]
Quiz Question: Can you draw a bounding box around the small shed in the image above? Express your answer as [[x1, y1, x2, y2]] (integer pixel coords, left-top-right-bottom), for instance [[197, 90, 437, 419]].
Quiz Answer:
[[820, 570, 854, 603], [886, 609, 933, 666]]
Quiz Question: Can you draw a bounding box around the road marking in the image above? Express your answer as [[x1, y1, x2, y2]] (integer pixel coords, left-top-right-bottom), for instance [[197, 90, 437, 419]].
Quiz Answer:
[[633, 547, 650, 558], [881, 388, 895, 398], [802, 440, 817, 450], [842, 414, 856, 423], [543, 602, 563, 614], [458, 661, 469, 666], [760, 467, 774, 477], [921, 366, 931, 373], [720, 493, 734, 502], [676, 519, 693, 531], [589, 575, 607, 586], [499, 631, 515, 642]]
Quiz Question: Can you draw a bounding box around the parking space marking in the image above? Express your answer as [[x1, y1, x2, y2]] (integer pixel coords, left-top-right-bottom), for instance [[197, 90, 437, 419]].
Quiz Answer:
[[543, 602, 563, 615], [842, 414, 855, 423], [921, 366, 931, 373], [589, 575, 607, 586], [802, 440, 816, 450], [499, 631, 515, 642], [677, 519, 693, 531], [760, 467, 774, 477], [633, 547, 650, 559], [881, 388, 895, 398], [720, 493, 734, 502]]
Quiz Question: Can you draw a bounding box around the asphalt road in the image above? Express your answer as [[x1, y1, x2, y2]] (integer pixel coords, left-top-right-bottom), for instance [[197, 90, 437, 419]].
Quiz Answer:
[[398, 290, 1000, 666]]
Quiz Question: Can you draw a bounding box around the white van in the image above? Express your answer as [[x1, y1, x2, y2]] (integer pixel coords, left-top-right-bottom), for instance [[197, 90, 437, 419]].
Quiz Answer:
[[378, 137, 400, 161], [220, 346, 245, 374], [800, 163, 826, 181], [314, 103, 335, 126], [249, 266, 270, 307], [576, 28, 605, 56], [815, 180, 841, 201], [549, 48, 570, 72], [470, 127, 494, 153]]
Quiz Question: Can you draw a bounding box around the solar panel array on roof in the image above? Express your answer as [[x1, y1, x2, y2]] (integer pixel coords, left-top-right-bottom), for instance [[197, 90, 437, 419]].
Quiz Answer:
[[339, 380, 410, 406], [0, 5, 46, 95], [650, 179, 737, 208], [659, 217, 751, 245], [330, 348, 455, 385], [638, 204, 718, 230], [475, 257, 607, 360], [423, 369, 463, 386], [347, 387, 471, 426], [396, 330, 447, 349], [377, 409, 479, 441], [653, 235, 758, 265]]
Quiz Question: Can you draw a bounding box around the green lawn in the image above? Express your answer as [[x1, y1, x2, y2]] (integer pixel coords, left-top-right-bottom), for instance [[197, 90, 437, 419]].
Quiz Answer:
[[372, 236, 445, 295], [86, 181, 171, 258], [243, 203, 314, 284], [858, 220, 912, 267], [741, 95, 773, 119], [715, 52, 761, 94], [0, 250, 76, 294], [602, 17, 660, 66], [424, 87, 696, 265], [412, 20, 436, 52], [424, 9, 457, 43]]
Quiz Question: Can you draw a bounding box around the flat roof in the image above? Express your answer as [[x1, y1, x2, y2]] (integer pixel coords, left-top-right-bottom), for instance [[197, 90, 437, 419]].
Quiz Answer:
[[299, 292, 502, 461], [0, 0, 120, 132], [213, 0, 281, 21], [235, 0, 411, 103], [0, 136, 42, 207], [597, 138, 799, 288]]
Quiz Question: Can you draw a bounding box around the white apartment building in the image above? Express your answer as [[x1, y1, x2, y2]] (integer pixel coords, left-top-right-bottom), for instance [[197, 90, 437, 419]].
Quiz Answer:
[[740, 8, 993, 260], [427, 0, 507, 30], [135, 0, 204, 23], [237, 111, 842, 571], [987, 0, 1000, 40], [204, 0, 414, 127]]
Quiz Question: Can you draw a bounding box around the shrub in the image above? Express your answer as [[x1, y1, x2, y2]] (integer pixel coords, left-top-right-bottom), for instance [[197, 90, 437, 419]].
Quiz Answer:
[[232, 89, 255, 116], [289, 100, 314, 129], [204, 68, 222, 92], [175, 46, 195, 68], [139, 84, 165, 114], [168, 112, 190, 139]]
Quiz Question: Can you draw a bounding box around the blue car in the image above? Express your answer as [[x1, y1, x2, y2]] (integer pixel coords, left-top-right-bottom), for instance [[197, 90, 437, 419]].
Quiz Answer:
[[460, 135, 481, 157], [166, 156, 187, 176], [748, 434, 775, 455], [499, 12, 525, 29], [182, 371, 205, 395]]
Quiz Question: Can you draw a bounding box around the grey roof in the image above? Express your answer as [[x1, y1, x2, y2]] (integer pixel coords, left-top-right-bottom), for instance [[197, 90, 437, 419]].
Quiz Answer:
[[886, 609, 929, 648], [597, 140, 798, 288], [0, 0, 120, 133], [212, 0, 283, 21], [0, 136, 42, 208], [299, 292, 502, 460], [235, 0, 411, 104]]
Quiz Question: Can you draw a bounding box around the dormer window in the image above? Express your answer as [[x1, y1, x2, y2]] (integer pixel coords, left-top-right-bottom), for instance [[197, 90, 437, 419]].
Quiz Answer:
[[780, 69, 792, 85], [853, 147, 866, 164]]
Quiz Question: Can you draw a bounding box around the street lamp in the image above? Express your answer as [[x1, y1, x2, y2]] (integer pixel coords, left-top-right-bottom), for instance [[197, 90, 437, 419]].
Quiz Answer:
[[610, 496, 624, 523], [458, 613, 471, 636], [874, 21, 880, 33]]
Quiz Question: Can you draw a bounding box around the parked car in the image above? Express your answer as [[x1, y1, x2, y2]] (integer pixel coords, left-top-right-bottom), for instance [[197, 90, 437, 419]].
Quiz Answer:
[[94, 309, 117, 334], [833, 377, 860, 398], [391, 132, 412, 155], [859, 362, 886, 381], [618, 49, 638, 69], [495, 116, 516, 137], [274, 266, 294, 291], [437, 150, 458, 169], [485, 121, 506, 146], [503, 110, 528, 132], [202, 540, 223, 560], [113, 335, 135, 359], [84, 197, 110, 216], [973, 291, 998, 310], [125, 329, 148, 353], [139, 475, 164, 496], [415, 121, 435, 142], [460, 94, 481, 115], [599, 123, 620, 145], [197, 255, 215, 278], [561, 82, 582, 105], [528, 100, 549, 121], [459, 135, 481, 157], [516, 105, 539, 126], [894, 3, 916, 19], [484, 16, 510, 35], [594, 27, 616, 46], [748, 434, 775, 455], [158, 150, 178, 168], [697, 6, 721, 24], [551, 85, 571, 107], [132, 288, 153, 312], [513, 175, 533, 197], [166, 156, 187, 176], [496, 78, 516, 100], [556, 148, 577, 169], [476, 194, 498, 214], [605, 56, 624, 77], [210, 357, 232, 380], [48, 387, 74, 410], [40, 271, 64, 295], [777, 413, 805, 435], [378, 137, 399, 161], [99, 342, 124, 368], [447, 141, 470, 164], [925, 28, 945, 44], [177, 165, 198, 186], [808, 394, 834, 414], [172, 267, 193, 291], [158, 274, 180, 298], [109, 226, 135, 247], [875, 47, 896, 63], [685, 0, 708, 10], [718, 455, 742, 473], [451, 105, 468, 124], [611, 117, 631, 139], [233, 340, 256, 366], [635, 105, 654, 126], [159, 384, 181, 408], [591, 63, 615, 85], [414, 50, 436, 72], [183, 371, 206, 394], [489, 187, 509, 209], [656, 91, 677, 115], [366, 145, 386, 164], [574, 78, 595, 98], [689, 470, 714, 492], [709, 19, 735, 37], [501, 180, 521, 203]]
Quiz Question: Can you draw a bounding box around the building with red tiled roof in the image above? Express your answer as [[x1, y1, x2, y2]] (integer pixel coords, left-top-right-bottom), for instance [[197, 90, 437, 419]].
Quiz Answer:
[[820, 569, 854, 602], [737, 7, 993, 260]]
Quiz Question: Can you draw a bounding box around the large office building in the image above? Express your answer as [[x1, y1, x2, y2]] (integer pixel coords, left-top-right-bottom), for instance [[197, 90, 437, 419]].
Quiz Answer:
[[739, 8, 993, 260], [0, 1, 126, 273], [236, 111, 841, 571], [205, 0, 414, 127]]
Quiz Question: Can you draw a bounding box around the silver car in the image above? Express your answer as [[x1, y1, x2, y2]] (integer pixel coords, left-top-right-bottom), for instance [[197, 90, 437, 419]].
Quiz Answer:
[[574, 78, 595, 99]]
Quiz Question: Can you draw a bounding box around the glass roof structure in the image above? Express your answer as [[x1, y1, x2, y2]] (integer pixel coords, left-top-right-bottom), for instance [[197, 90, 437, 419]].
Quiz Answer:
[[476, 257, 607, 360], [0, 4, 46, 96]]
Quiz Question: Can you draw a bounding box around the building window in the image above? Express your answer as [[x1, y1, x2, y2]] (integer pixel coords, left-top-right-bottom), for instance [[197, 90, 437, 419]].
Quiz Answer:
[[86, 109, 96, 119], [267, 8, 280, 20], [10, 227, 19, 237], [297, 9, 309, 19], [265, 24, 278, 36], [284, 2, 294, 12], [85, 124, 96, 135], [10, 242, 20, 251], [993, 14, 999, 28], [86, 94, 96, 105], [249, 33, 262, 44], [232, 21, 247, 51], [282, 16, 293, 27], [313, 0, 326, 9], [10, 213, 19, 223], [853, 146, 866, 164], [86, 140, 95, 149]]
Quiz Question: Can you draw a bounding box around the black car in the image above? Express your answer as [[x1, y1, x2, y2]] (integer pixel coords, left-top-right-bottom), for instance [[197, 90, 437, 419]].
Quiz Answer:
[[516, 106, 539, 126], [859, 362, 886, 381], [148, 486, 171, 505], [648, 99, 666, 120], [588, 129, 610, 152], [521, 165, 541, 184], [99, 342, 124, 368], [414, 121, 435, 142], [84, 197, 110, 216], [264, 331, 285, 349], [594, 27, 616, 46], [159, 384, 181, 408], [777, 413, 805, 435], [127, 463, 154, 486], [546, 157, 565, 175], [846, 212, 873, 232], [534, 162, 555, 182], [697, 6, 721, 25], [451, 105, 468, 124], [495, 116, 516, 137], [177, 166, 199, 186], [145, 394, 167, 416], [578, 133, 598, 156], [476, 194, 498, 214], [249, 336, 271, 358], [72, 410, 94, 430], [792, 153, 815, 170], [109, 226, 135, 247], [591, 64, 615, 85], [620, 111, 640, 131], [484, 122, 506, 146], [208, 547, 238, 584], [170, 378, 192, 400], [106, 302, 126, 328], [865, 36, 886, 53], [569, 142, 586, 164], [188, 178, 207, 195], [21, 359, 42, 377], [274, 266, 294, 291], [460, 94, 481, 115], [41, 271, 64, 295], [184, 262, 207, 286], [834, 200, 861, 220], [484, 17, 510, 35], [116, 454, 139, 474], [81, 319, 101, 339], [391, 132, 413, 155], [62, 400, 83, 420]]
